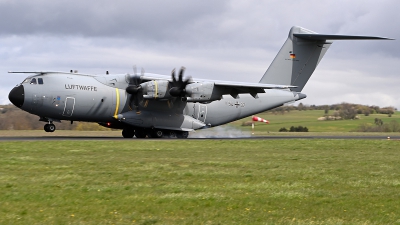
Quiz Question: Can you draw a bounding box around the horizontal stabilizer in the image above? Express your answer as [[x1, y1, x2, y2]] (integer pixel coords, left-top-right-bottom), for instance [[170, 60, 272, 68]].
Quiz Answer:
[[294, 33, 393, 40]]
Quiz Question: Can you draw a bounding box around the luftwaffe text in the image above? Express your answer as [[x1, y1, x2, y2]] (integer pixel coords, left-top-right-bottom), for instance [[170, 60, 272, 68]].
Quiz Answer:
[[65, 84, 97, 91]]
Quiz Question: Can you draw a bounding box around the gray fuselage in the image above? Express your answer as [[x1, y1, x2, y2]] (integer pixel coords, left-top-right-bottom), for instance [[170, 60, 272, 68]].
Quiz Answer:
[[11, 72, 303, 131]]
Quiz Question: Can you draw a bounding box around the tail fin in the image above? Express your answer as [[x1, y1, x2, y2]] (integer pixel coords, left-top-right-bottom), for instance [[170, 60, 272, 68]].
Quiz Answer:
[[259, 26, 391, 92]]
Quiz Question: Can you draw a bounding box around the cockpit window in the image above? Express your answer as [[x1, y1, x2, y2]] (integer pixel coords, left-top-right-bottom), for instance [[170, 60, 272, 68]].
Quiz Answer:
[[23, 78, 30, 83], [38, 78, 43, 85], [30, 78, 37, 84]]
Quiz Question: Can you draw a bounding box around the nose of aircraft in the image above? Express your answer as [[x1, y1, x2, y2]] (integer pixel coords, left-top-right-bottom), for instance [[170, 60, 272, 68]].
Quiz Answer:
[[8, 85, 25, 108]]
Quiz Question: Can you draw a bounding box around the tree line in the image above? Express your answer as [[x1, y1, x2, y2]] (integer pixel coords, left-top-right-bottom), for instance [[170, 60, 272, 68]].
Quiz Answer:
[[268, 102, 396, 119]]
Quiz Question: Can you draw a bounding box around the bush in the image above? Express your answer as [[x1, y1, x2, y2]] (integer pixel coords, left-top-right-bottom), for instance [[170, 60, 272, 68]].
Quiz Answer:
[[279, 127, 288, 132], [279, 126, 308, 132], [339, 103, 357, 120], [355, 120, 400, 132]]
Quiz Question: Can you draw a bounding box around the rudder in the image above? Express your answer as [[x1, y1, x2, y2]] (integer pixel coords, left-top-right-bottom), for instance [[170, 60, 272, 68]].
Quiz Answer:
[[259, 26, 331, 92]]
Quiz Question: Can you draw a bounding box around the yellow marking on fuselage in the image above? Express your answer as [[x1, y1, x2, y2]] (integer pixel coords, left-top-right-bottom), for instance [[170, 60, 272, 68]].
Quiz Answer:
[[113, 88, 120, 119], [155, 80, 158, 99]]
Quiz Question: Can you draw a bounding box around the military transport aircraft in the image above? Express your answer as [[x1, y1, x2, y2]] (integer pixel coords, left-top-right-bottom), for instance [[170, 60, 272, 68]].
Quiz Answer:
[[8, 26, 391, 138]]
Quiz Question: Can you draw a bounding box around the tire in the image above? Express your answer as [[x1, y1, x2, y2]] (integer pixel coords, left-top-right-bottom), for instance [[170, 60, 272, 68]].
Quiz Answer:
[[177, 131, 189, 139], [135, 129, 147, 138], [122, 129, 135, 138], [153, 130, 164, 138], [47, 124, 56, 132], [44, 124, 49, 132], [168, 130, 177, 138]]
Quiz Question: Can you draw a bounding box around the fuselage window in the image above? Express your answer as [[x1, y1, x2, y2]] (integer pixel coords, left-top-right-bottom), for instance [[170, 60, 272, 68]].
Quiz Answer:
[[38, 78, 44, 85], [30, 78, 37, 84]]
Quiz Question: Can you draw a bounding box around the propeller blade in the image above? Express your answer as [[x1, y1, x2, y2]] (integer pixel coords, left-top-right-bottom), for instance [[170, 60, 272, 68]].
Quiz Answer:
[[169, 66, 191, 97], [178, 67, 185, 83], [171, 68, 177, 85], [126, 73, 143, 111], [126, 85, 141, 94], [169, 87, 181, 97]]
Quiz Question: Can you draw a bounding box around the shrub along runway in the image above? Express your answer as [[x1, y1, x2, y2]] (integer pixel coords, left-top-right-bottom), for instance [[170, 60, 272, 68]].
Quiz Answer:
[[1, 139, 399, 224]]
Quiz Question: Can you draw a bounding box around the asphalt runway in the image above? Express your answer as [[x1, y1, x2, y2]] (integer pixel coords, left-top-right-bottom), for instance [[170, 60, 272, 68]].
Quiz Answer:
[[0, 135, 399, 141]]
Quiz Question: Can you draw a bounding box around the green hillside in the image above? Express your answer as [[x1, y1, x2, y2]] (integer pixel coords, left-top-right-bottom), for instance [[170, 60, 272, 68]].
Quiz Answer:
[[231, 110, 400, 133]]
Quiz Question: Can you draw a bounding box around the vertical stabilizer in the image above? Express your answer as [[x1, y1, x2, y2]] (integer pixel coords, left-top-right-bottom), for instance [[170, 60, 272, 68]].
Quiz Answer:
[[259, 26, 331, 92], [259, 26, 391, 92]]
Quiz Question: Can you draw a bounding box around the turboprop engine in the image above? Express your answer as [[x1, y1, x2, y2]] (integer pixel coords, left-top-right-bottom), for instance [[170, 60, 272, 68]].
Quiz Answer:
[[138, 80, 222, 102], [185, 82, 222, 102], [140, 80, 170, 99]]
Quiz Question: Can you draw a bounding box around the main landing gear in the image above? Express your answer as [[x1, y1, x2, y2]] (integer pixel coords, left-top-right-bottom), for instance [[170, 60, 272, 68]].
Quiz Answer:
[[122, 128, 189, 139], [44, 123, 56, 132], [122, 129, 135, 138]]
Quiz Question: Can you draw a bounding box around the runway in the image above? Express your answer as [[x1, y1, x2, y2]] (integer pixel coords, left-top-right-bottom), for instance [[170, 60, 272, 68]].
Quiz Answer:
[[0, 135, 399, 141]]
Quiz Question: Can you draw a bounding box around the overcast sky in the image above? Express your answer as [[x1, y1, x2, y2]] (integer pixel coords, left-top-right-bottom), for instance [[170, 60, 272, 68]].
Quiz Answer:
[[1, 0, 399, 109]]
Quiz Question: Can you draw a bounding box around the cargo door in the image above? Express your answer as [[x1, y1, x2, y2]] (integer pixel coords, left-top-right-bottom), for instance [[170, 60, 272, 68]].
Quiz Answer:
[[193, 103, 207, 122], [63, 97, 75, 117], [198, 104, 207, 122]]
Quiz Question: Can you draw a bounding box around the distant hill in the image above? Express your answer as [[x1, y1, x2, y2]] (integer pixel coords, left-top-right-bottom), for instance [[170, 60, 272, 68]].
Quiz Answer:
[[232, 103, 399, 133]]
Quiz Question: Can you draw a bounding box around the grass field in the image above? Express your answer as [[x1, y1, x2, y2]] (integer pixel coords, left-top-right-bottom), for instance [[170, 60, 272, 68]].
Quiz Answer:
[[1, 140, 400, 224], [232, 110, 400, 134]]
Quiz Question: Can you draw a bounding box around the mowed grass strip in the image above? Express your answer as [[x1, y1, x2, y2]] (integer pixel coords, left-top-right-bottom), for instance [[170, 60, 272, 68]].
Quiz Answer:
[[0, 140, 399, 224]]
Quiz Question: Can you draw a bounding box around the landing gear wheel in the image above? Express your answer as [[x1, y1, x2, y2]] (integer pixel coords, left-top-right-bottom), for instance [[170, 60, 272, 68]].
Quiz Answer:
[[153, 130, 164, 138], [122, 129, 135, 138], [168, 130, 177, 138], [44, 124, 56, 133], [44, 124, 49, 132], [135, 129, 147, 138], [177, 131, 189, 139]]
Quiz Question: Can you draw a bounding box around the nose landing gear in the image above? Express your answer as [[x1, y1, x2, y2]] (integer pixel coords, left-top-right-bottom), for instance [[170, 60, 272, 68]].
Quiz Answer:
[[44, 123, 56, 132]]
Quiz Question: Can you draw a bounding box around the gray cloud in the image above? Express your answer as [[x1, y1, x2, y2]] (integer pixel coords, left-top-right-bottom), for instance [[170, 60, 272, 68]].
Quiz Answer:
[[1, 0, 399, 109], [0, 1, 227, 40]]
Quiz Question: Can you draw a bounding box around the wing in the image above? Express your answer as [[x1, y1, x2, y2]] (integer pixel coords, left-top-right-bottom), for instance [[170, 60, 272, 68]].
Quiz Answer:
[[140, 73, 296, 99]]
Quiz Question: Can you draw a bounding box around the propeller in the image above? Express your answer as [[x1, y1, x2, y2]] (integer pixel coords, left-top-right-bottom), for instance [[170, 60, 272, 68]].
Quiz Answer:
[[126, 66, 144, 112], [169, 67, 191, 98]]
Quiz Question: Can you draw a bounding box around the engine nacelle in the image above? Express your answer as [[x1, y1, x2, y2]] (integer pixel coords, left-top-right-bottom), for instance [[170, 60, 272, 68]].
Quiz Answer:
[[141, 80, 170, 99], [185, 82, 222, 102]]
